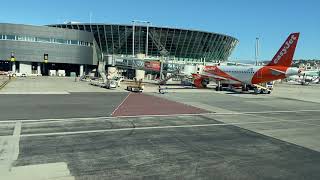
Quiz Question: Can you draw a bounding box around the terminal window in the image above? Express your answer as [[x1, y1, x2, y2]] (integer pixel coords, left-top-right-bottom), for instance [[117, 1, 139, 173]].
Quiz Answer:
[[0, 34, 92, 47], [6, 35, 16, 40]]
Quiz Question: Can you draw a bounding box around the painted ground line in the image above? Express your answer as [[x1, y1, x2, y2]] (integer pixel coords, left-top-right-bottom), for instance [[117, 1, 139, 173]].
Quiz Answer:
[[110, 92, 131, 116], [1, 109, 320, 123], [20, 118, 320, 137]]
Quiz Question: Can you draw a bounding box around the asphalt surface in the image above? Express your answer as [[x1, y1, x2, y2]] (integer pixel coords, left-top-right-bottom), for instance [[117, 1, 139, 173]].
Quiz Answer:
[[13, 115, 320, 180], [1, 85, 320, 179], [112, 93, 208, 117], [0, 92, 128, 120], [150, 91, 320, 113]]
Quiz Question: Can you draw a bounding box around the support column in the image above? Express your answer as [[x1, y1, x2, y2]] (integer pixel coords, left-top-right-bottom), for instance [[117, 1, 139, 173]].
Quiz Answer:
[[80, 65, 84, 77], [12, 62, 16, 73], [135, 69, 145, 81], [108, 67, 118, 79], [37, 63, 41, 75]]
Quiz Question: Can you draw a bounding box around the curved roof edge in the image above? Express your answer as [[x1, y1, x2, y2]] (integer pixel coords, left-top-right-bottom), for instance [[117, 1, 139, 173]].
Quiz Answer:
[[0, 22, 94, 35], [47, 23, 239, 42]]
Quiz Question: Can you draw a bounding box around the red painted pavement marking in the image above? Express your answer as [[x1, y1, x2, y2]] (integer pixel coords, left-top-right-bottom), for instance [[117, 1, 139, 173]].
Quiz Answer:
[[112, 93, 208, 117]]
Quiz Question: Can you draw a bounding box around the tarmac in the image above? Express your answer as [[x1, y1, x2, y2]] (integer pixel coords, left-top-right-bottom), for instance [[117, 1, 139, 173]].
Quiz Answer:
[[1, 77, 320, 179], [0, 76, 125, 94]]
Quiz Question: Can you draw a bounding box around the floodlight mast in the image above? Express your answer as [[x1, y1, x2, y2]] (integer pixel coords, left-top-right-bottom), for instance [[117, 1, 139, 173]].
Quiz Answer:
[[132, 20, 151, 57], [255, 37, 259, 65]]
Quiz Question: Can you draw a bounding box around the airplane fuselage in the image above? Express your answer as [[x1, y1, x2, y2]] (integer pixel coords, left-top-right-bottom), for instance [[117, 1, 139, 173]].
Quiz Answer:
[[203, 65, 301, 85], [192, 33, 301, 90]]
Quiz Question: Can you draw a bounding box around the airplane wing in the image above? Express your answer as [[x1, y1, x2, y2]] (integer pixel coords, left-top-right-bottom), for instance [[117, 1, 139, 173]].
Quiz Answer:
[[269, 68, 286, 76]]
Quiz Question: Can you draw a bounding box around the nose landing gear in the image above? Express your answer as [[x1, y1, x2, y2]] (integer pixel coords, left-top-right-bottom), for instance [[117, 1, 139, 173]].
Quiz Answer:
[[215, 81, 223, 91]]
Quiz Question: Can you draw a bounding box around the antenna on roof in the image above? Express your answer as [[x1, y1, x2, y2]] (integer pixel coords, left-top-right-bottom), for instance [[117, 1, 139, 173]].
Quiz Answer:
[[89, 12, 93, 24], [255, 37, 260, 65]]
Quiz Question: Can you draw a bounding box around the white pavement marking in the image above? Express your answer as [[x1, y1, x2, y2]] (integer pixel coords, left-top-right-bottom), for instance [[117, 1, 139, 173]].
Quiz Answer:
[[291, 121, 320, 127], [0, 113, 212, 124], [2, 162, 75, 180], [213, 109, 320, 115], [1, 109, 320, 124], [110, 92, 131, 116], [20, 118, 320, 137], [0, 121, 22, 173], [12, 121, 22, 162]]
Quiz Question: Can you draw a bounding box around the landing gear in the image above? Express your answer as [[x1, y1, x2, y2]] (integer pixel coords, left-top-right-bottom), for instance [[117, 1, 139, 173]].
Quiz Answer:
[[254, 87, 271, 94], [216, 81, 222, 91], [254, 88, 260, 94], [242, 84, 249, 92], [262, 89, 271, 94], [202, 78, 209, 88], [215, 86, 223, 91]]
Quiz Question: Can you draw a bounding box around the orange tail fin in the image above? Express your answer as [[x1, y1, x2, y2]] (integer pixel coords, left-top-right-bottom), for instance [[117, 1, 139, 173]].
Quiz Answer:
[[267, 32, 300, 67]]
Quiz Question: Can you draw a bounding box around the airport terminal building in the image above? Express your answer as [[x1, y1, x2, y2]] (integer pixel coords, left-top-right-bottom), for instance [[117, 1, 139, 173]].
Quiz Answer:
[[0, 23, 238, 77]]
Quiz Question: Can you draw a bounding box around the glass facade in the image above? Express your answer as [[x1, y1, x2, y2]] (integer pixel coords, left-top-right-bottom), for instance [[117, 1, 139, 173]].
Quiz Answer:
[[0, 34, 92, 47], [49, 24, 239, 62], [36, 37, 51, 43], [6, 35, 16, 40], [56, 38, 68, 44]]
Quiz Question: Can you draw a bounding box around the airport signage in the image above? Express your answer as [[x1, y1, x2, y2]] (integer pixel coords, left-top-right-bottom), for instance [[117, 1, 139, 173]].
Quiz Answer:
[[144, 61, 160, 71], [10, 52, 15, 62], [44, 53, 48, 63]]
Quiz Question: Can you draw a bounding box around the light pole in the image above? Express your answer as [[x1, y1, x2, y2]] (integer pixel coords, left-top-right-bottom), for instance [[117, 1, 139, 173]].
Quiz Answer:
[[132, 20, 151, 58], [89, 12, 92, 24], [255, 37, 259, 65], [132, 21, 135, 57], [145, 21, 150, 57]]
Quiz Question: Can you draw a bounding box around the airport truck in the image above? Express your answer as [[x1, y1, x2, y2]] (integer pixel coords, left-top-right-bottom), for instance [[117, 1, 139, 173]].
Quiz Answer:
[[253, 82, 273, 94], [126, 78, 144, 93]]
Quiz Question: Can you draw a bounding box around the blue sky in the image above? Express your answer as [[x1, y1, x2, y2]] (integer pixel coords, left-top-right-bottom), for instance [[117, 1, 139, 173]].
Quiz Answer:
[[0, 0, 319, 62]]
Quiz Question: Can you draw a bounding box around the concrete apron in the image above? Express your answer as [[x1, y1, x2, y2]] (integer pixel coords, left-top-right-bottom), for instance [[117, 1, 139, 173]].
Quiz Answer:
[[0, 121, 74, 180]]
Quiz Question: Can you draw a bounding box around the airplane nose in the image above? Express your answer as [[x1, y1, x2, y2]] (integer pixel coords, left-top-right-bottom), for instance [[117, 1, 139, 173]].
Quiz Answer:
[[298, 67, 305, 75]]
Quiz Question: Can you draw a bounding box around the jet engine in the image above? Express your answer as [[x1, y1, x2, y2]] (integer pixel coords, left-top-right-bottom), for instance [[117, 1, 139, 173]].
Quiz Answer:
[[192, 74, 209, 88]]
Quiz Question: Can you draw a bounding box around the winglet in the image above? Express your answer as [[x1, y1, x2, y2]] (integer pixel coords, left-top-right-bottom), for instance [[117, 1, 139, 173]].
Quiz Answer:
[[267, 33, 300, 67]]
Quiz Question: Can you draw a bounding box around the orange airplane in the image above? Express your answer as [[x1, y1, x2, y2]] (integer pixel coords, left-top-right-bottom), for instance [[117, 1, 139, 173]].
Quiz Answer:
[[193, 33, 302, 93]]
